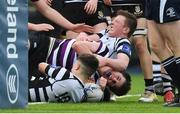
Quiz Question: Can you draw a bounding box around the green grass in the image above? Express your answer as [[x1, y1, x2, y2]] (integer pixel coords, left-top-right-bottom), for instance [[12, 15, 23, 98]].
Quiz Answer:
[[1, 74, 180, 113]]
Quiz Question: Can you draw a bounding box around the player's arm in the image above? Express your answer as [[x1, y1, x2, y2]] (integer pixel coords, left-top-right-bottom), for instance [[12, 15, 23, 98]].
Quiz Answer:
[[28, 22, 54, 31], [76, 32, 102, 42], [105, 53, 129, 72], [32, 0, 93, 33], [72, 40, 108, 56], [38, 62, 70, 80]]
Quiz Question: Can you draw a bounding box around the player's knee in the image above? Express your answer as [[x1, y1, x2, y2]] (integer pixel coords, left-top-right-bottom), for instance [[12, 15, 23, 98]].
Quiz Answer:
[[134, 41, 147, 54], [150, 42, 162, 54]]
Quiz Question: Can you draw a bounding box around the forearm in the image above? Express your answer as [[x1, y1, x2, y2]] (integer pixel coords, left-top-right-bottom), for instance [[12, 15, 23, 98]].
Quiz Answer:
[[72, 41, 93, 55], [106, 58, 129, 72], [28, 23, 36, 30], [33, 0, 74, 30]]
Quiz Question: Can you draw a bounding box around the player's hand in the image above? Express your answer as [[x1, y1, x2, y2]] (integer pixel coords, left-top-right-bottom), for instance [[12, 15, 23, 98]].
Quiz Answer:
[[95, 54, 107, 67], [99, 77, 107, 90], [71, 23, 94, 33], [44, 0, 53, 6], [103, 0, 112, 6], [34, 23, 54, 31], [38, 62, 49, 74], [76, 32, 90, 41], [84, 0, 98, 15]]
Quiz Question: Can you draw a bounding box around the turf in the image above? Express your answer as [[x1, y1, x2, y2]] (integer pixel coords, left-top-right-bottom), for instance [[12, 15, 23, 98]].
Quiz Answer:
[[1, 74, 180, 113]]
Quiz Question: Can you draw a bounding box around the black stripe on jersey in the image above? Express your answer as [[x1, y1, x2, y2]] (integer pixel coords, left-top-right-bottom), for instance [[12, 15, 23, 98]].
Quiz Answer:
[[116, 42, 130, 50], [66, 49, 75, 70], [51, 67, 62, 79], [95, 41, 103, 53], [96, 33, 103, 38], [73, 76, 84, 88], [45, 65, 51, 75], [43, 87, 49, 101], [28, 92, 32, 102], [61, 70, 70, 80], [98, 46, 109, 57], [35, 87, 40, 102]]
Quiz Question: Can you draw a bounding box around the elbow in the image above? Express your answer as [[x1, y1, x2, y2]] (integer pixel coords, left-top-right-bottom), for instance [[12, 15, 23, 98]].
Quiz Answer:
[[121, 62, 128, 72]]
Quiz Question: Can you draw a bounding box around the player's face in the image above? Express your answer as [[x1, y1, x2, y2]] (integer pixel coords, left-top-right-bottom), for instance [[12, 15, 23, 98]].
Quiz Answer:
[[106, 71, 126, 88], [108, 15, 126, 37]]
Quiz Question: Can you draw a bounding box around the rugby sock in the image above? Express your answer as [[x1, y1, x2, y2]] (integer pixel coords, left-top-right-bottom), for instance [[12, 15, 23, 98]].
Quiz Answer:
[[162, 73, 174, 95], [176, 57, 180, 94], [144, 79, 154, 93], [162, 56, 180, 92], [152, 61, 162, 84], [175, 57, 180, 75]]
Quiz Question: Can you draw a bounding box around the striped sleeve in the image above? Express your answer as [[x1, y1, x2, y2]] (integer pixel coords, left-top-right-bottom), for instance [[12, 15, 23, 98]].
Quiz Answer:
[[115, 38, 131, 58], [45, 65, 72, 81]]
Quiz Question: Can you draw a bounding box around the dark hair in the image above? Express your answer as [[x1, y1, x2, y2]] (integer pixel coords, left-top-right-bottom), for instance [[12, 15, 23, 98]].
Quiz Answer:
[[78, 54, 99, 76], [109, 72, 131, 96], [113, 10, 137, 37]]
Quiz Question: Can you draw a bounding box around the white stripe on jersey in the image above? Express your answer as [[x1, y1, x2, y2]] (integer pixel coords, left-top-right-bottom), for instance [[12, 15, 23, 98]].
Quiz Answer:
[[46, 37, 56, 62], [55, 67, 67, 80], [48, 67, 55, 77], [69, 73, 74, 78], [29, 88, 36, 101], [98, 42, 109, 57], [46, 86, 56, 102], [159, 0, 167, 23], [63, 39, 76, 67], [39, 88, 46, 102]]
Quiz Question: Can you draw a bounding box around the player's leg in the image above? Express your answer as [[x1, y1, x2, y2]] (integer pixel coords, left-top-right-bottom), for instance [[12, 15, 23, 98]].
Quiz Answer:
[[148, 20, 176, 105], [156, 20, 180, 106], [133, 18, 157, 102]]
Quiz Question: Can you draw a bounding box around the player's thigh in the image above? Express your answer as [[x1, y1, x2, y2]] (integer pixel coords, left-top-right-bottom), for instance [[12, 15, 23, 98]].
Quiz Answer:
[[156, 20, 180, 49], [147, 20, 165, 52]]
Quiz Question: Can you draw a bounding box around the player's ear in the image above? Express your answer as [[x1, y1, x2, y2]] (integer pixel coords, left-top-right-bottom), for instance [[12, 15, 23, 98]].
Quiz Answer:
[[123, 27, 130, 35]]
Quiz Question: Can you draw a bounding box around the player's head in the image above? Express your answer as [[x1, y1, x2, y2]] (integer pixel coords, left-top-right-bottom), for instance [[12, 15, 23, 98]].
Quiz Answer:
[[106, 71, 131, 96], [109, 10, 137, 38], [77, 54, 99, 77]]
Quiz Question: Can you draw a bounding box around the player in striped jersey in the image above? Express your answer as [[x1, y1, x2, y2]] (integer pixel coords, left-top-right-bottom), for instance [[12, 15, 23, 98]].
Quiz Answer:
[[77, 10, 137, 72], [75, 10, 136, 100], [29, 54, 99, 103], [29, 32, 109, 81]]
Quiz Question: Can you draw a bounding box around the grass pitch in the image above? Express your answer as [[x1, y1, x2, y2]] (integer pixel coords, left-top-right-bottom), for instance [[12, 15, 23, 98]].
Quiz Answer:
[[1, 74, 180, 113]]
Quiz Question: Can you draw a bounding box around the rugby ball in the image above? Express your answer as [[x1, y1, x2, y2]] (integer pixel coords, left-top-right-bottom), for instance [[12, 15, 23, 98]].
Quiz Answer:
[[84, 83, 104, 102]]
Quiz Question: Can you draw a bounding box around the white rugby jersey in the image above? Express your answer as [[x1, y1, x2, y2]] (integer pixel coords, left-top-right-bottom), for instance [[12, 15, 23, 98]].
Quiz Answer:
[[99, 29, 131, 59], [29, 65, 85, 103]]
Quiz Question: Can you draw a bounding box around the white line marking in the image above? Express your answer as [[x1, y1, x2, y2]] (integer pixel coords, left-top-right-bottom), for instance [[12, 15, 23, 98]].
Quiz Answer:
[[117, 94, 141, 99]]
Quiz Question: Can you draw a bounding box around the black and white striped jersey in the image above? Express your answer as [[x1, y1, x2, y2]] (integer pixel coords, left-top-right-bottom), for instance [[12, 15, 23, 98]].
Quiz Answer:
[[99, 29, 131, 59], [29, 64, 85, 103]]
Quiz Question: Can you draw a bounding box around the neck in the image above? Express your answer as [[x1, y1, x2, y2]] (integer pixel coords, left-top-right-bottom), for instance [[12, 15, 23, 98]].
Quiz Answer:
[[72, 71, 88, 83]]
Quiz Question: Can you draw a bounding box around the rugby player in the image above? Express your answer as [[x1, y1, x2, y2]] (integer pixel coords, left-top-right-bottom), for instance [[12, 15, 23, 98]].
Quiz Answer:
[[75, 10, 136, 100], [29, 54, 99, 103], [145, 0, 180, 106], [103, 0, 158, 102]]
